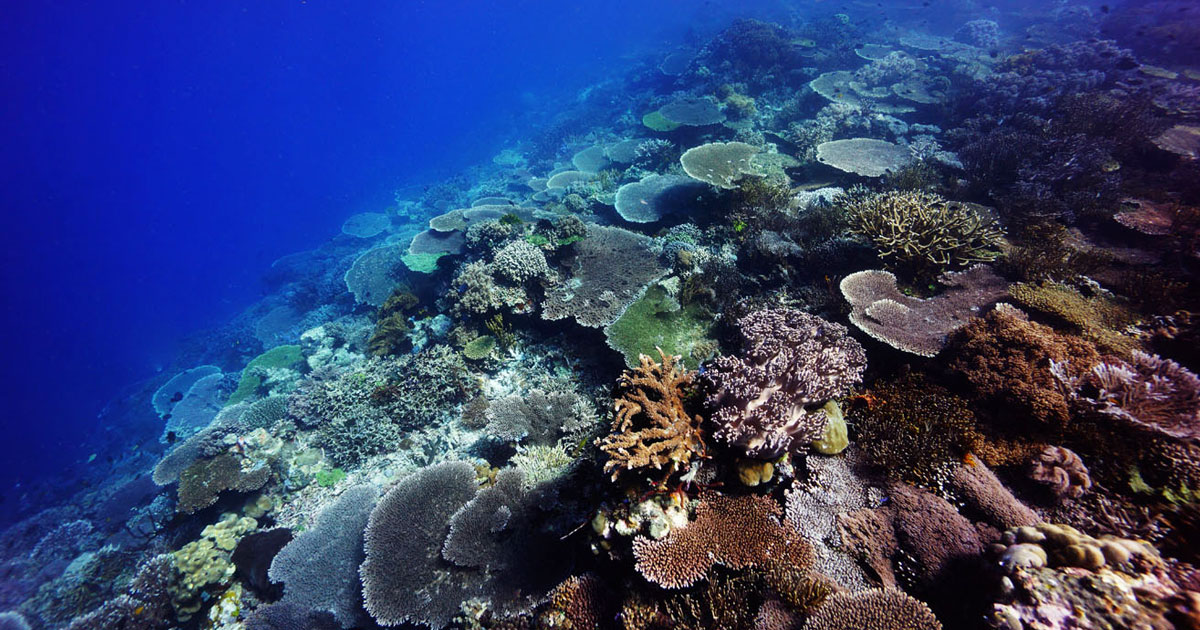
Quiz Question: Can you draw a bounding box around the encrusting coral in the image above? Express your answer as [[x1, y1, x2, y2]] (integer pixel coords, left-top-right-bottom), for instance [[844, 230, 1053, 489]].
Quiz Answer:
[[597, 349, 706, 483]]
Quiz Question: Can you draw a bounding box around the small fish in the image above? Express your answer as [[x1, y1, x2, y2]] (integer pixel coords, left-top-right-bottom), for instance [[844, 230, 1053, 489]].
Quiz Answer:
[[87, 453, 97, 463]]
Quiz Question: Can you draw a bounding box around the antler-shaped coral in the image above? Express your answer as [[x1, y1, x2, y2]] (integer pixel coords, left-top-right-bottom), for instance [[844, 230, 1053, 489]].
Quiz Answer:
[[598, 348, 706, 483]]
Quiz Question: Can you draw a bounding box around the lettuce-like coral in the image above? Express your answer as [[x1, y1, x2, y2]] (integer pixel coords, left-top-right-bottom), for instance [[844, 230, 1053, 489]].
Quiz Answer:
[[700, 308, 865, 459]]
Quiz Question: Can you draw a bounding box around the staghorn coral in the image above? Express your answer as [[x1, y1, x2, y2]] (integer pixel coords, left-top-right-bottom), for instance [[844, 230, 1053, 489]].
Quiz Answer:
[[1029, 446, 1092, 502], [268, 485, 377, 628], [843, 190, 1005, 277], [803, 588, 942, 630], [631, 493, 814, 589], [1052, 350, 1200, 442], [852, 374, 981, 488], [701, 308, 866, 459], [597, 349, 706, 483], [841, 265, 1009, 357]]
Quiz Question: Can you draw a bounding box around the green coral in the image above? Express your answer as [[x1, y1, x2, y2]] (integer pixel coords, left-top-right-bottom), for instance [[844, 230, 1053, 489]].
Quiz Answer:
[[228, 345, 304, 405], [811, 401, 848, 455], [843, 189, 1005, 280], [402, 252, 445, 273], [642, 109, 681, 132], [462, 335, 496, 360], [603, 283, 717, 370], [315, 467, 347, 488], [171, 513, 257, 620]]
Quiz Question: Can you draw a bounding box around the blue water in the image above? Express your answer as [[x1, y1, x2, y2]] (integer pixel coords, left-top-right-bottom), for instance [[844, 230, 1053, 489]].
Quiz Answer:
[[0, 0, 793, 520]]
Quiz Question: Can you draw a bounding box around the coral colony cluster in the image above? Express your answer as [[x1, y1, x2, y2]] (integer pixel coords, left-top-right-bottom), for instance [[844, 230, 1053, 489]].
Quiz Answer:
[[4, 7, 1200, 630]]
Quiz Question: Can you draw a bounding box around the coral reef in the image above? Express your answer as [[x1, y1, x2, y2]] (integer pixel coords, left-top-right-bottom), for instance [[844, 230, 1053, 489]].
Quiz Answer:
[[1052, 350, 1200, 441], [841, 265, 1009, 357], [804, 589, 942, 630], [268, 485, 377, 627], [632, 493, 814, 589]]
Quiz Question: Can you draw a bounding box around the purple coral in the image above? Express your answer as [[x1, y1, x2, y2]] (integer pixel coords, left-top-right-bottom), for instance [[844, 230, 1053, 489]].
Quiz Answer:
[[700, 308, 866, 459], [1052, 351, 1200, 441]]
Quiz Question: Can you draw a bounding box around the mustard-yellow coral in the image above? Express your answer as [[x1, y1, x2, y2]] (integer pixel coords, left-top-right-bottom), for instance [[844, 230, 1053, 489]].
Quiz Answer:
[[597, 349, 706, 483]]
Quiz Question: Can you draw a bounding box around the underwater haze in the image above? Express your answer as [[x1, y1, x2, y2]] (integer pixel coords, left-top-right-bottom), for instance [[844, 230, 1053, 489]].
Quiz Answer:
[[1, 1, 1199, 629]]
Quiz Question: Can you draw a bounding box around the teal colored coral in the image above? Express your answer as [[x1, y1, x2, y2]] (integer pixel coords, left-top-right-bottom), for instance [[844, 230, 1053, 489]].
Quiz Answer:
[[227, 345, 304, 406]]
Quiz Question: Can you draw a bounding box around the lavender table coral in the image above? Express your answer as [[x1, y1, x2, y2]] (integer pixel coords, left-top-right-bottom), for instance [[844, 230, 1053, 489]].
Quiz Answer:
[[700, 308, 866, 459]]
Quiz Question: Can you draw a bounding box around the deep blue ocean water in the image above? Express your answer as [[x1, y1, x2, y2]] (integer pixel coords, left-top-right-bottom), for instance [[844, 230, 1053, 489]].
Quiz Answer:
[[0, 0, 813, 520]]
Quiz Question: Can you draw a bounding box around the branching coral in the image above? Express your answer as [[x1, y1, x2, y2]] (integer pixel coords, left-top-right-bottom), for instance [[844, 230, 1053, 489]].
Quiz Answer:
[[843, 189, 1005, 277], [946, 303, 1101, 432], [700, 308, 866, 459], [631, 493, 814, 589], [1009, 280, 1141, 355], [597, 350, 706, 483]]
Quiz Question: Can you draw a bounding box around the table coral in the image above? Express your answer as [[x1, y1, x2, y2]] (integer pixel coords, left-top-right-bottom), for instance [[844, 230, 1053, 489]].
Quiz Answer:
[[597, 349, 706, 483], [631, 493, 814, 589]]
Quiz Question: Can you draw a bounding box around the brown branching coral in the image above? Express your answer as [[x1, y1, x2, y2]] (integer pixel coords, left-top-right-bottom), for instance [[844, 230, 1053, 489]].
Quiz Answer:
[[538, 574, 614, 630], [803, 588, 942, 630], [1009, 280, 1141, 355], [632, 493, 814, 589], [597, 349, 706, 483], [842, 189, 1005, 278], [851, 373, 982, 488]]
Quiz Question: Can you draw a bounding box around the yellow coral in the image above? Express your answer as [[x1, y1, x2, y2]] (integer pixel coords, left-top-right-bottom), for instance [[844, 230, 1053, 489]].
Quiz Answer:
[[1009, 281, 1141, 355]]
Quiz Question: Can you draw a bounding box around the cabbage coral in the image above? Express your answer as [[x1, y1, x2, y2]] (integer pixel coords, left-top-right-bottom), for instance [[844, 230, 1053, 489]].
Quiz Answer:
[[597, 349, 706, 483], [843, 189, 1005, 277]]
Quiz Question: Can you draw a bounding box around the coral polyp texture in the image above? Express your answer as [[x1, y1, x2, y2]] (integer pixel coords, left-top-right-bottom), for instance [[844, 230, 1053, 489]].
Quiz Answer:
[[632, 493, 814, 589], [803, 589, 942, 630], [700, 307, 866, 459]]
